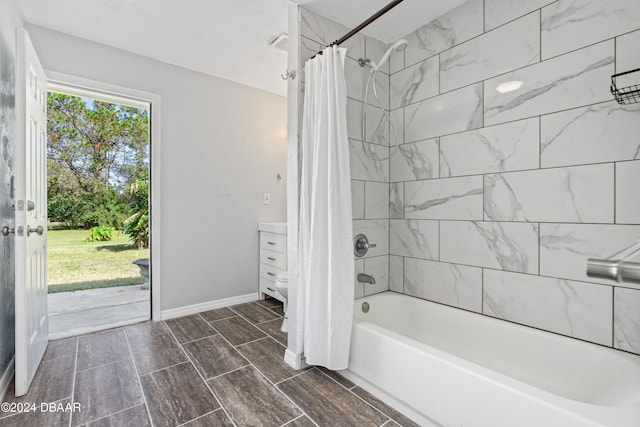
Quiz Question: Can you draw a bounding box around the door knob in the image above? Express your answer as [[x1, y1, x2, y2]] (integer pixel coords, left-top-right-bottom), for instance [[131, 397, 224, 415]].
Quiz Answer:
[[27, 225, 44, 236], [1, 226, 15, 236]]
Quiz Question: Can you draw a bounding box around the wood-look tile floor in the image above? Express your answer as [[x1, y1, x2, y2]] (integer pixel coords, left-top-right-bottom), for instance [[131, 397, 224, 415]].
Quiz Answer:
[[0, 298, 419, 427]]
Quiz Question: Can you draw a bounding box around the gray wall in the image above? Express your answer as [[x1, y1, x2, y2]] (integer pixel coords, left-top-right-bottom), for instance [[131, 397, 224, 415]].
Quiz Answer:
[[299, 0, 640, 356], [0, 0, 20, 396], [25, 25, 288, 312]]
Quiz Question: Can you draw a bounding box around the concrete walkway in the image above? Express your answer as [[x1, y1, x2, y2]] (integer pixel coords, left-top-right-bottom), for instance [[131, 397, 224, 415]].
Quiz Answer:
[[48, 284, 150, 339]]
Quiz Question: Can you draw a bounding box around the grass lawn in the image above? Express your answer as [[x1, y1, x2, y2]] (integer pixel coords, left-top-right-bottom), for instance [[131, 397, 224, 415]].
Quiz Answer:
[[48, 229, 150, 293]]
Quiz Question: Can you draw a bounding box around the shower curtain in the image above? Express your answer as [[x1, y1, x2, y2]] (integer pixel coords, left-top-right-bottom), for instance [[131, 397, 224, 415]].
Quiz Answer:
[[296, 45, 354, 369]]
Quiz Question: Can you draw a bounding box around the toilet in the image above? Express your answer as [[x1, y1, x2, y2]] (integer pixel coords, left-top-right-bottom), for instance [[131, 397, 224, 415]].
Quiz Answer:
[[275, 272, 288, 332]]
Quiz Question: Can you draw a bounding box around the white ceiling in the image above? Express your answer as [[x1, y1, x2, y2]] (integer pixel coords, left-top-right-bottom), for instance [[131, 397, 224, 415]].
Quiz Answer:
[[17, 0, 464, 97]]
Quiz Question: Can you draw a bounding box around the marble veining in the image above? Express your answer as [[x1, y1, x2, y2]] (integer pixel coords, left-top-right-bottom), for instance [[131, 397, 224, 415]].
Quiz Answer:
[[389, 256, 404, 293], [300, 8, 364, 60], [405, 176, 483, 220], [541, 101, 640, 167], [484, 41, 614, 126], [365, 182, 389, 219], [406, 83, 484, 143], [440, 12, 540, 93], [485, 0, 556, 31], [389, 183, 404, 219], [390, 56, 439, 110], [539, 223, 640, 285], [440, 118, 539, 177], [440, 221, 538, 274], [614, 287, 640, 354], [484, 164, 613, 223], [616, 161, 640, 224], [390, 219, 439, 260], [483, 270, 612, 346], [404, 258, 482, 312], [348, 139, 389, 182], [363, 255, 389, 296], [390, 139, 439, 182], [404, 0, 484, 67], [541, 0, 640, 59]]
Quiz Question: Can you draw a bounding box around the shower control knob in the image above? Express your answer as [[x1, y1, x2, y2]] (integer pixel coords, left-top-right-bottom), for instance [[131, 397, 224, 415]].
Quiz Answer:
[[354, 234, 376, 257]]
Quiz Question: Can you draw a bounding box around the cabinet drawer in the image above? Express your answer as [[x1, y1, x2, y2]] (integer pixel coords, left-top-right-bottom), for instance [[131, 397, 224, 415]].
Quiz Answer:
[[260, 249, 286, 270], [260, 277, 285, 302], [260, 232, 286, 253], [260, 263, 286, 281]]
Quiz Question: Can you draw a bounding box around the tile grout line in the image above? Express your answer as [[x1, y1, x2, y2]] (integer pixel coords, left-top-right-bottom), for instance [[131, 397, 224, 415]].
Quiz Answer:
[[207, 324, 315, 426], [68, 337, 79, 427], [175, 408, 224, 427], [164, 322, 239, 427], [123, 328, 155, 427]]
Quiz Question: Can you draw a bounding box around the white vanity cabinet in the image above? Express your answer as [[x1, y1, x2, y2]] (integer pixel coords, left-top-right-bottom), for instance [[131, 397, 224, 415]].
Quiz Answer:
[[258, 223, 287, 302]]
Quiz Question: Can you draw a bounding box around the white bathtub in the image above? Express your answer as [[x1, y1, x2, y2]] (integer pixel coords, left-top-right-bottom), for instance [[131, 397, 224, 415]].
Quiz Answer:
[[341, 292, 640, 427]]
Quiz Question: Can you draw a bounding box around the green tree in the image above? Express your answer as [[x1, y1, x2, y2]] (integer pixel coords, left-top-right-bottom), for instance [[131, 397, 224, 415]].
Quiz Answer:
[[47, 93, 149, 228]]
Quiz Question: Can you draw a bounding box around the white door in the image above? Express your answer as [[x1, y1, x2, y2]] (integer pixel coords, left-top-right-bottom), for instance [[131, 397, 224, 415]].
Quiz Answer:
[[14, 29, 48, 397]]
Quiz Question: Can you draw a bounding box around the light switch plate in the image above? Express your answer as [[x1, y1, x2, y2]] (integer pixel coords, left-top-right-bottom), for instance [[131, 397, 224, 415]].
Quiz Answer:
[[263, 193, 271, 205]]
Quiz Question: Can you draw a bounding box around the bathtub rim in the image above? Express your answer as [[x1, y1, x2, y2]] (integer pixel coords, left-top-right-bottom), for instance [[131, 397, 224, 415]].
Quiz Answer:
[[347, 292, 640, 426]]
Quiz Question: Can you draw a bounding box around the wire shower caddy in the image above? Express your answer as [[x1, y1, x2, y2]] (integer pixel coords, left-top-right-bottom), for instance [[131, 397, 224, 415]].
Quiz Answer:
[[610, 67, 640, 105]]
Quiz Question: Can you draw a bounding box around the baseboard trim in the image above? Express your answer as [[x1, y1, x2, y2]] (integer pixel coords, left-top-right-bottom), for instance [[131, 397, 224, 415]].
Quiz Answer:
[[1, 356, 15, 401], [284, 349, 307, 370], [161, 293, 259, 320]]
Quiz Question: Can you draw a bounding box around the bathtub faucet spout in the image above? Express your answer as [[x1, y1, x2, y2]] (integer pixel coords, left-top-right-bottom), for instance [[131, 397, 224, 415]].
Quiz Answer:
[[357, 273, 376, 285]]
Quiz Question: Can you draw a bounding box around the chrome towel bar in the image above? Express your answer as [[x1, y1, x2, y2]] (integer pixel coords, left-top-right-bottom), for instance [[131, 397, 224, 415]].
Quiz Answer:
[[586, 239, 640, 284]]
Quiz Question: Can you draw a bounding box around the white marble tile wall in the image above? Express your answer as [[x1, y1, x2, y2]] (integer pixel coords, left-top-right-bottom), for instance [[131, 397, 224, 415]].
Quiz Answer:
[[403, 0, 484, 67], [351, 180, 365, 220], [440, 118, 539, 177], [390, 139, 439, 182], [390, 183, 404, 219], [440, 221, 539, 274], [616, 161, 640, 224], [440, 12, 540, 93], [616, 29, 640, 73], [352, 220, 389, 259], [377, 0, 640, 354], [365, 182, 389, 220], [614, 287, 640, 354], [539, 223, 640, 286], [405, 83, 483, 142], [483, 270, 612, 346], [349, 139, 389, 182], [484, 0, 555, 31], [405, 176, 483, 220], [541, 0, 640, 60], [484, 164, 614, 223], [389, 255, 404, 293], [540, 102, 640, 168], [390, 219, 439, 260], [299, 0, 640, 354], [390, 56, 439, 110], [362, 255, 389, 296], [484, 41, 614, 126], [404, 258, 482, 313]]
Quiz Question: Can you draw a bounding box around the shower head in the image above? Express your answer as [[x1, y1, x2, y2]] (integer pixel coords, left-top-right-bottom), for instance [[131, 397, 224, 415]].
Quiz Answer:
[[371, 39, 408, 72]]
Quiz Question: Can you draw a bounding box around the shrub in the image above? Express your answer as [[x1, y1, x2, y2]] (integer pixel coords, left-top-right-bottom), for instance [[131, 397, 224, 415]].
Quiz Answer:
[[84, 226, 116, 242]]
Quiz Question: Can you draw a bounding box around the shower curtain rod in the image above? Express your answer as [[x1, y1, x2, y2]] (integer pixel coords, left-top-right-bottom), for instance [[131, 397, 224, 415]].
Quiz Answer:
[[310, 0, 404, 59]]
